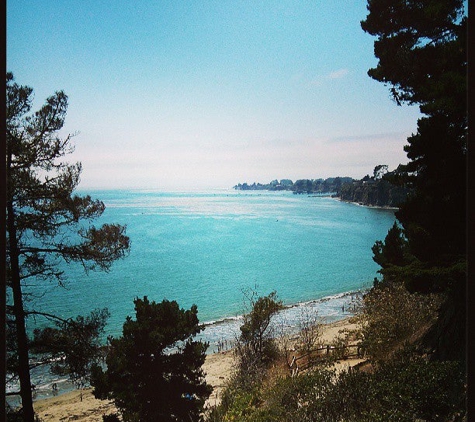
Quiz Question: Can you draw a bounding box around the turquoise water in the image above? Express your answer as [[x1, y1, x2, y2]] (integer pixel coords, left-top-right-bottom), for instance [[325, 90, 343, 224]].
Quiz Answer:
[[15, 189, 396, 401], [27, 189, 395, 335]]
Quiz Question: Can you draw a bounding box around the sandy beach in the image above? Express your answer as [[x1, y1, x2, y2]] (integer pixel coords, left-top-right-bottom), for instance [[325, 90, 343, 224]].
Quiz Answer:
[[32, 318, 362, 422]]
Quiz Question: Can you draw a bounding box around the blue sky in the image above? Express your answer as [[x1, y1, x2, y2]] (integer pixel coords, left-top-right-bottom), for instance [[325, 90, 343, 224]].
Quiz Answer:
[[7, 1, 421, 189]]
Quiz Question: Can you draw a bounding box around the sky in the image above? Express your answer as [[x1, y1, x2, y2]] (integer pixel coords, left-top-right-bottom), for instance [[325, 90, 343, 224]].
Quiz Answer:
[[7, 0, 422, 190]]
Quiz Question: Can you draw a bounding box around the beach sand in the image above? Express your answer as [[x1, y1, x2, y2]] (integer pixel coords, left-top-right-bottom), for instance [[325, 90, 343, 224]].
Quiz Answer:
[[33, 318, 362, 422]]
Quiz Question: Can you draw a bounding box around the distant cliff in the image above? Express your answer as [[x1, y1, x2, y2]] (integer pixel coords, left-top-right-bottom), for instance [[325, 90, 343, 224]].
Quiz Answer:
[[337, 166, 411, 208], [233, 177, 354, 194], [234, 166, 411, 208]]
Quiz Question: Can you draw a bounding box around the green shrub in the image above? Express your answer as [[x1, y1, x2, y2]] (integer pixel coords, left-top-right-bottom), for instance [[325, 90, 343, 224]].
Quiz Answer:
[[210, 357, 466, 421], [357, 281, 441, 361]]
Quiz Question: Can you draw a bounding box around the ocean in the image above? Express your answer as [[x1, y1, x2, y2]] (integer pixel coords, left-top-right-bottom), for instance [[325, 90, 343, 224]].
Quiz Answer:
[[12, 189, 397, 402]]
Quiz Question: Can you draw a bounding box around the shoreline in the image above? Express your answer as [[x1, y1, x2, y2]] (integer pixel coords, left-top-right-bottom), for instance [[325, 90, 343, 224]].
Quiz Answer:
[[7, 289, 364, 406], [7, 289, 364, 408], [231, 188, 399, 211], [332, 196, 399, 211], [198, 288, 364, 354], [32, 317, 361, 421]]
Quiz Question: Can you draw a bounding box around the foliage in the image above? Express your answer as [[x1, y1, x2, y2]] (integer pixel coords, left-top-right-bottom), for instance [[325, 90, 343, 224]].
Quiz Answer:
[[291, 177, 352, 194], [361, 0, 466, 116], [233, 290, 283, 388], [372, 164, 388, 180], [239, 291, 283, 359], [209, 282, 459, 421], [372, 222, 410, 271], [338, 166, 411, 208], [6, 72, 130, 421], [102, 414, 121, 422], [5, 406, 42, 422], [209, 290, 285, 419], [209, 358, 466, 422], [295, 307, 323, 355], [357, 281, 441, 362], [91, 297, 212, 422], [233, 177, 354, 193], [361, 0, 467, 360], [214, 385, 263, 422], [29, 309, 110, 395]]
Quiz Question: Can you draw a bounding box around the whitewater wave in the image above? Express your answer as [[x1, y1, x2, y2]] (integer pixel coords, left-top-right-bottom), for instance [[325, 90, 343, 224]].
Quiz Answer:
[[6, 289, 365, 405]]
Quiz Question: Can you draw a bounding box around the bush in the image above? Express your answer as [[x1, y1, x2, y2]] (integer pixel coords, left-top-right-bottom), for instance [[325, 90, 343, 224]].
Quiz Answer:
[[209, 354, 466, 421], [91, 297, 212, 422], [295, 307, 324, 354], [357, 281, 441, 361], [233, 290, 283, 386]]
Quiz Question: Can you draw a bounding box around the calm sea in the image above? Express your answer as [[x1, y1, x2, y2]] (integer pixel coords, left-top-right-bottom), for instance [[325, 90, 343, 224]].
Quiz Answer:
[[15, 189, 396, 401]]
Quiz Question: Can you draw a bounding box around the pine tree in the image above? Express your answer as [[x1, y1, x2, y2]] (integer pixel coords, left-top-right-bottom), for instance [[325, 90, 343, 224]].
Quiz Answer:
[[361, 0, 467, 360], [6, 73, 130, 421], [91, 297, 212, 422]]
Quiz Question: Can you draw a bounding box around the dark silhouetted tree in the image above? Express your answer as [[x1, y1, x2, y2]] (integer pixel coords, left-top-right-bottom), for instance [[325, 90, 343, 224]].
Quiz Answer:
[[91, 297, 212, 422], [29, 308, 110, 401], [372, 222, 409, 271], [373, 164, 388, 180], [6, 73, 130, 421], [361, 0, 467, 360]]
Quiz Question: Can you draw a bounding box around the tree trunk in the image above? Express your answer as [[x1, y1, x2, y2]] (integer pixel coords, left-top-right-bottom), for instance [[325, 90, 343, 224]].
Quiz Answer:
[[7, 201, 36, 422]]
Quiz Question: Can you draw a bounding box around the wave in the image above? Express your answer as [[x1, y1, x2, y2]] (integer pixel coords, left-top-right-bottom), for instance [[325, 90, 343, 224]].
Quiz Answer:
[[7, 289, 366, 405], [285, 289, 366, 307], [203, 314, 244, 327], [199, 289, 366, 354], [200, 288, 366, 328]]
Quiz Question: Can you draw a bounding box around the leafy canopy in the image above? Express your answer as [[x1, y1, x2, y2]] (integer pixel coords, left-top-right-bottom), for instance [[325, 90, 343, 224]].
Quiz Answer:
[[6, 72, 130, 421], [30, 309, 110, 392], [361, 0, 466, 361], [91, 297, 212, 422]]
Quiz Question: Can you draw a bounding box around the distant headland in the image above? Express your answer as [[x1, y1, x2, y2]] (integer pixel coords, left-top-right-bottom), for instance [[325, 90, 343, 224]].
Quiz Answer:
[[233, 177, 354, 195], [234, 166, 411, 208]]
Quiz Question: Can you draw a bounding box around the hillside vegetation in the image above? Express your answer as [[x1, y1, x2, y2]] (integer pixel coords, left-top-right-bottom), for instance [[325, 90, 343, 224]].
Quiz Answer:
[[205, 286, 466, 421]]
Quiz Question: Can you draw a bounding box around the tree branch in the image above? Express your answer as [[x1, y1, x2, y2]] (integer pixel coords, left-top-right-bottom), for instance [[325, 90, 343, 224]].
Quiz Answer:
[[25, 311, 70, 325]]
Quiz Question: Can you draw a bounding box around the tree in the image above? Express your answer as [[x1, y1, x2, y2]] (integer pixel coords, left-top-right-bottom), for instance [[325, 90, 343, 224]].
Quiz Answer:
[[239, 290, 283, 361], [210, 290, 284, 418], [295, 307, 323, 355], [372, 222, 409, 271], [233, 290, 283, 388], [361, 0, 466, 116], [6, 73, 130, 421], [29, 309, 110, 401], [361, 0, 467, 360], [361, 0, 467, 263], [91, 297, 212, 422], [372, 164, 388, 180]]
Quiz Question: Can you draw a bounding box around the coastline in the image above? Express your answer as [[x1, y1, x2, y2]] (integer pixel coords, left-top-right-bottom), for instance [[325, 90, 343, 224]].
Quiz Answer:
[[9, 189, 393, 407], [8, 288, 366, 406], [332, 196, 399, 211], [201, 288, 364, 354], [32, 317, 361, 421], [7, 289, 364, 408], [232, 188, 399, 211]]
